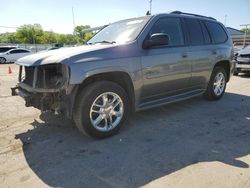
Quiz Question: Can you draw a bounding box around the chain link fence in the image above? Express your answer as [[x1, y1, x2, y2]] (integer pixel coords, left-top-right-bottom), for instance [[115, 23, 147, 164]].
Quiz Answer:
[[0, 43, 73, 52]]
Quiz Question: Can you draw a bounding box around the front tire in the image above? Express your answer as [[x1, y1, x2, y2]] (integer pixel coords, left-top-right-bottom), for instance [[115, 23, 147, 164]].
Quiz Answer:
[[0, 57, 6, 64], [234, 68, 240, 76], [73, 81, 129, 138], [204, 66, 227, 100]]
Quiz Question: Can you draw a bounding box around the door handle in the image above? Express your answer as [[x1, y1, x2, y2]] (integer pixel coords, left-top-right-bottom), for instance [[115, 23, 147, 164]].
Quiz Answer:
[[182, 53, 188, 58], [212, 50, 217, 55]]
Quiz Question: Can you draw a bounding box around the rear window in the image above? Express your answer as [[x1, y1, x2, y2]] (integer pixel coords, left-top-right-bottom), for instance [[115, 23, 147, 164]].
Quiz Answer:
[[185, 18, 204, 45], [205, 21, 228, 44]]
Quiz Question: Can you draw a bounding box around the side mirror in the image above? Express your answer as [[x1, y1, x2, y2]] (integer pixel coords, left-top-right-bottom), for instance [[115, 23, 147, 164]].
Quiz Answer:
[[143, 33, 169, 49]]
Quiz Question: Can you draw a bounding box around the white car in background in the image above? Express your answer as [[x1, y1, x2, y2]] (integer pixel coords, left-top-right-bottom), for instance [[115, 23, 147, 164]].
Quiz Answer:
[[0, 48, 32, 64]]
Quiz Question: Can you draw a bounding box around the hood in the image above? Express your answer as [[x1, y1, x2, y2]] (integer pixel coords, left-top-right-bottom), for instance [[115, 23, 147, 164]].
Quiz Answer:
[[16, 44, 115, 66], [238, 46, 250, 55]]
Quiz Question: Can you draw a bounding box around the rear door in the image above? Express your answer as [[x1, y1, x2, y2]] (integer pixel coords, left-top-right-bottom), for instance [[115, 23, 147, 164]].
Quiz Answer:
[[141, 17, 191, 102], [183, 18, 214, 89]]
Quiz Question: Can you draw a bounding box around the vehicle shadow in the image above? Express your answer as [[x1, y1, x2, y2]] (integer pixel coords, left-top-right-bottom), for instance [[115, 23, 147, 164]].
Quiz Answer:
[[15, 92, 250, 188]]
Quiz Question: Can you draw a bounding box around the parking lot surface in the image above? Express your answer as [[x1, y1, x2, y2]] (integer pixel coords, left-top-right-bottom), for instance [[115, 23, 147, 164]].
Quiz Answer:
[[0, 64, 250, 188]]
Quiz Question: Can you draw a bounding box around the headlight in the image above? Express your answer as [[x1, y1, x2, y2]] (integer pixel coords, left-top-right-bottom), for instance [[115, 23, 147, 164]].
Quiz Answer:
[[21, 64, 68, 89]]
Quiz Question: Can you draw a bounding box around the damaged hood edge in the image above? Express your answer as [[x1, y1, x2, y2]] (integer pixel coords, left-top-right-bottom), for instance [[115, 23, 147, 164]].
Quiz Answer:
[[15, 45, 113, 67]]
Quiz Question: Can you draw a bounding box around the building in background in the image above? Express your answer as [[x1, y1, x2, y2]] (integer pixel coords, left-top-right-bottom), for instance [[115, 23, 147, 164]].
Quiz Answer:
[[227, 27, 250, 47]]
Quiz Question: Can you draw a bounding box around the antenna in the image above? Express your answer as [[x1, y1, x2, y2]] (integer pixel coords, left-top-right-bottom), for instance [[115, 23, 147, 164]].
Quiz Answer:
[[240, 24, 250, 47], [72, 7, 76, 34], [149, 0, 152, 15]]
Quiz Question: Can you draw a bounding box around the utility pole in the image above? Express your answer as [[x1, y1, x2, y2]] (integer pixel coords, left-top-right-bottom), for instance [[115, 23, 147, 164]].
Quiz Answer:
[[240, 24, 250, 47], [72, 7, 76, 34]]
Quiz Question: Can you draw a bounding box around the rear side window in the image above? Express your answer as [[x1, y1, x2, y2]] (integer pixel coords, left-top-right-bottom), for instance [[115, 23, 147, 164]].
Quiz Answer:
[[19, 50, 29, 53], [150, 17, 184, 46], [185, 18, 204, 45], [205, 21, 228, 44], [200, 22, 212, 44]]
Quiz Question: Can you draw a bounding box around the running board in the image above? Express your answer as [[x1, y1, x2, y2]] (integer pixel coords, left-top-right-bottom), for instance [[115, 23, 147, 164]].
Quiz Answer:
[[138, 90, 205, 111]]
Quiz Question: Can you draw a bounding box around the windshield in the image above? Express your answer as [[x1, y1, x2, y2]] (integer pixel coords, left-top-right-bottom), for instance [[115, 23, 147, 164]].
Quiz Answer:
[[88, 17, 151, 45]]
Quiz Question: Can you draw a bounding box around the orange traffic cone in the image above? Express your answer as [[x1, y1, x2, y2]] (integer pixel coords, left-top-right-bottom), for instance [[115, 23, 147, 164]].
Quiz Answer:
[[8, 66, 12, 74]]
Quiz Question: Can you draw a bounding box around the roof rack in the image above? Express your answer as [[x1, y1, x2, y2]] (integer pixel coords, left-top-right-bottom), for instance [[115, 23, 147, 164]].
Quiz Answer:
[[170, 11, 216, 21]]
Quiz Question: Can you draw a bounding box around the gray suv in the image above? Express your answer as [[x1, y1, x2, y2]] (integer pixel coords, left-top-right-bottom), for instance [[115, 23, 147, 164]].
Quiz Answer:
[[12, 11, 234, 138]]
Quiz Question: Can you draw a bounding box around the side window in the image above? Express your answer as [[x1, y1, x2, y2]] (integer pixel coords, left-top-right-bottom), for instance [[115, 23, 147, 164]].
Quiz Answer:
[[10, 50, 26, 54], [150, 17, 184, 46], [19, 50, 29, 53], [201, 22, 212, 44], [205, 21, 228, 44], [10, 50, 18, 54], [185, 18, 204, 45]]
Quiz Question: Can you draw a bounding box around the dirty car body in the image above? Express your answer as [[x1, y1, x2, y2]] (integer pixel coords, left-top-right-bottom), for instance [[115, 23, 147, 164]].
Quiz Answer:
[[12, 12, 234, 138]]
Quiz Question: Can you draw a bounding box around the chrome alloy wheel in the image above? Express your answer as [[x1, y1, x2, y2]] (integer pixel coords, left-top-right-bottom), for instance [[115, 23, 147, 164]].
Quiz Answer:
[[0, 57, 6, 64], [213, 72, 225, 96], [89, 92, 124, 132]]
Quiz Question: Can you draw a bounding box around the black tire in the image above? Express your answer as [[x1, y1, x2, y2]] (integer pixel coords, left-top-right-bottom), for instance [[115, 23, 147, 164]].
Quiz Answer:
[[73, 81, 130, 138], [0, 57, 6, 64], [233, 69, 240, 76], [204, 66, 227, 100]]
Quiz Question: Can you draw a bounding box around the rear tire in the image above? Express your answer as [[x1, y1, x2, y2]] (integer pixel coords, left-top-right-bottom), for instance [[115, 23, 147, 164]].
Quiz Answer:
[[73, 81, 129, 138], [204, 66, 227, 100]]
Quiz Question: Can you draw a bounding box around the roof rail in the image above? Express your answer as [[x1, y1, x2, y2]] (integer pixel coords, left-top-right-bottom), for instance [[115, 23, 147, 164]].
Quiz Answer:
[[170, 11, 216, 21]]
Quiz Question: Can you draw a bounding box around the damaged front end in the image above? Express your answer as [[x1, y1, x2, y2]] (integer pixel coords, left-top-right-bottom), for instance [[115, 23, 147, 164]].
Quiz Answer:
[[12, 64, 73, 116]]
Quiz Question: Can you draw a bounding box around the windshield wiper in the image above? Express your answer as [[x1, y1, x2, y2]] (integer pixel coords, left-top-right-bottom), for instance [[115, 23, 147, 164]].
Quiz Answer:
[[94, 40, 116, 44]]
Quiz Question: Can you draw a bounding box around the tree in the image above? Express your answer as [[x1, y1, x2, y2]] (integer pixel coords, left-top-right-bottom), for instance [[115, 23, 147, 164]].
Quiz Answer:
[[16, 24, 44, 44], [0, 23, 94, 45], [0, 32, 17, 44], [42, 31, 57, 44], [241, 28, 250, 34], [74, 25, 94, 44]]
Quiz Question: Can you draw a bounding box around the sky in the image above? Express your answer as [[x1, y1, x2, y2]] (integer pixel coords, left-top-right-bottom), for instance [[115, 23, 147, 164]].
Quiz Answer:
[[1, 0, 250, 34]]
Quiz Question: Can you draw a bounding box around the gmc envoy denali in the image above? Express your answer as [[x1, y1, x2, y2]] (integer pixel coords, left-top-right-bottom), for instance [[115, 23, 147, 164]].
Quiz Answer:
[[12, 11, 234, 138]]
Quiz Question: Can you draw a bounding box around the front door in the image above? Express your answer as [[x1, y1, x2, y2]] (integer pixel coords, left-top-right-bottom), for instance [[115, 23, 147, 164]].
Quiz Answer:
[[141, 17, 191, 103]]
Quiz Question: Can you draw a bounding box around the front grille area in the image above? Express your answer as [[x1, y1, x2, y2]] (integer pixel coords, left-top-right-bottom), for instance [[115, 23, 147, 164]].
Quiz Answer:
[[19, 64, 68, 90], [23, 67, 35, 86], [239, 54, 250, 58]]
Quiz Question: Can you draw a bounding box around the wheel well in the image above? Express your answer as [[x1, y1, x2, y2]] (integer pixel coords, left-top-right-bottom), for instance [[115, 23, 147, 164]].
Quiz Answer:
[[78, 72, 135, 112], [214, 60, 230, 82]]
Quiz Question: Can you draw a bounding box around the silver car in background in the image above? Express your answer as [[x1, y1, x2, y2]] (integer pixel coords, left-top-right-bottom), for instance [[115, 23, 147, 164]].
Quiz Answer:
[[234, 45, 250, 75]]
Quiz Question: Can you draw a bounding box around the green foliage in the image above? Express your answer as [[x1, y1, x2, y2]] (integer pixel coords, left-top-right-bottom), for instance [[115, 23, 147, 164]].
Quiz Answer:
[[0, 24, 94, 45], [42, 31, 57, 44], [16, 24, 44, 44], [241, 28, 249, 34], [74, 25, 94, 44], [0, 32, 17, 43]]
